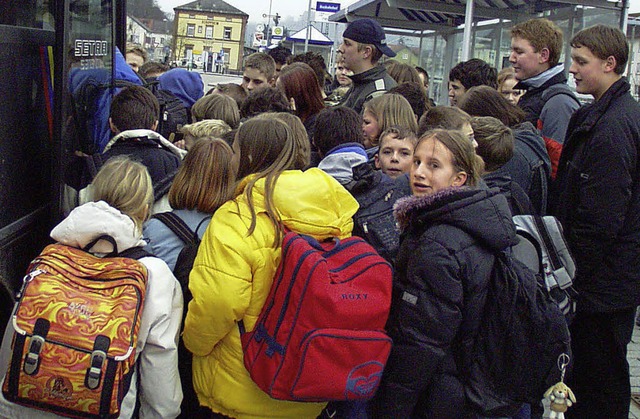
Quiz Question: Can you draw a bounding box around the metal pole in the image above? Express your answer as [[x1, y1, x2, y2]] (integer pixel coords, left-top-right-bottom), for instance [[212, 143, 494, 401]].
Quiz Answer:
[[305, 0, 312, 52], [461, 0, 474, 61]]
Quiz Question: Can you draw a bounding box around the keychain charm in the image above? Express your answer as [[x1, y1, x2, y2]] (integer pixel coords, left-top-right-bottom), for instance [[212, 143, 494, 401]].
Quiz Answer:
[[544, 353, 576, 419]]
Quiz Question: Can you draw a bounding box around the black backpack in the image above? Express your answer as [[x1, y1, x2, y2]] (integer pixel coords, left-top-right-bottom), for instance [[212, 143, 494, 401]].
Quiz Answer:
[[150, 212, 210, 418], [145, 81, 189, 142], [463, 252, 571, 416]]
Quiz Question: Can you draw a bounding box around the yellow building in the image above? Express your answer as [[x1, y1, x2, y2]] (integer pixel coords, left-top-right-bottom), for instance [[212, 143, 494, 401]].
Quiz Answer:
[[172, 0, 248, 71]]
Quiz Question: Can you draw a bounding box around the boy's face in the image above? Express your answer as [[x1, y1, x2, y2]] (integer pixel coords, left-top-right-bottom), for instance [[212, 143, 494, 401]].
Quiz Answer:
[[338, 38, 368, 74], [126, 52, 144, 73], [448, 80, 466, 106], [509, 36, 550, 81], [569, 45, 611, 101], [241, 67, 273, 92], [375, 134, 414, 179]]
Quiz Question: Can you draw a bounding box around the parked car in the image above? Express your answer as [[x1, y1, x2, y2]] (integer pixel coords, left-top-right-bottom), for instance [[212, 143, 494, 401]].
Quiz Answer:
[[169, 59, 198, 69]]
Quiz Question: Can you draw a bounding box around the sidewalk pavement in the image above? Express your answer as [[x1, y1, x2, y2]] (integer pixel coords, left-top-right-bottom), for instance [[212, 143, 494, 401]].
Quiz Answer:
[[628, 323, 640, 417]]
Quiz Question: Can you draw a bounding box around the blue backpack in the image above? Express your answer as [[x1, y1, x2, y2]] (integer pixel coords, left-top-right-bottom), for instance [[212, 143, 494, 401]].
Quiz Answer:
[[68, 48, 142, 154]]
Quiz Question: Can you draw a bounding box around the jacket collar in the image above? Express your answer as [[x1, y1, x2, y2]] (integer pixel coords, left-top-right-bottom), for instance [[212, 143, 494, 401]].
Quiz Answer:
[[103, 129, 187, 159], [349, 65, 387, 84], [570, 77, 629, 134], [515, 64, 566, 90]]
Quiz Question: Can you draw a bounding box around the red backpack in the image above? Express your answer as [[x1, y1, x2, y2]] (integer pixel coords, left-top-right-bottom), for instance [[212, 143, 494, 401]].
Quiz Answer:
[[240, 231, 393, 402]]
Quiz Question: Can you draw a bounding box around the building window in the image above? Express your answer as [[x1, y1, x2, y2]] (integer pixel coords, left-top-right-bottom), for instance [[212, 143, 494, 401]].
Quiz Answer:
[[198, 26, 203, 34], [189, 14, 195, 18], [223, 27, 231, 40], [226, 17, 232, 22], [187, 24, 195, 37], [205, 26, 213, 39], [207, 15, 213, 20]]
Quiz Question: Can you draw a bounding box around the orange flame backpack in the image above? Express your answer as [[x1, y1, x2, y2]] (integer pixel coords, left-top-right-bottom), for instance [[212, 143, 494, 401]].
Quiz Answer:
[[2, 235, 149, 418]]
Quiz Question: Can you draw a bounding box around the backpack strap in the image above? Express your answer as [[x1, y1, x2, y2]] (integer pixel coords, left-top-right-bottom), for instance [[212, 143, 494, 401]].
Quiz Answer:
[[540, 83, 580, 107], [532, 216, 563, 272], [152, 212, 195, 244], [118, 247, 153, 260]]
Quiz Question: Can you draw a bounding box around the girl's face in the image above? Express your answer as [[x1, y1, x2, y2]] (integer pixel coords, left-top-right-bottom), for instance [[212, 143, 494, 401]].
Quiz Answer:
[[411, 137, 467, 196], [335, 62, 353, 87], [498, 77, 524, 105], [362, 109, 381, 149]]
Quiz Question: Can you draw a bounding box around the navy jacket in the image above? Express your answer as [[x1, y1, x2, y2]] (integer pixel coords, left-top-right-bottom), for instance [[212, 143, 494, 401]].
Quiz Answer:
[[551, 77, 640, 312], [373, 187, 517, 418]]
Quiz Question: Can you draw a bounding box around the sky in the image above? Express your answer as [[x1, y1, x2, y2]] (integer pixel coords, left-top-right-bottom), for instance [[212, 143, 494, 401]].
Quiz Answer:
[[157, 0, 360, 20], [157, 0, 640, 22]]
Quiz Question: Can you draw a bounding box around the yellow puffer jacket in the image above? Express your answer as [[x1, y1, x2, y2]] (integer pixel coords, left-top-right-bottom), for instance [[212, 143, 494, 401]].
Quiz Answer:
[[183, 168, 359, 419]]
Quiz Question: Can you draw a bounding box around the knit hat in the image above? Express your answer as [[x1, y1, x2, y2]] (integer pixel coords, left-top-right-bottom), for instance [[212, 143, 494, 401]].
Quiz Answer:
[[342, 18, 396, 58]]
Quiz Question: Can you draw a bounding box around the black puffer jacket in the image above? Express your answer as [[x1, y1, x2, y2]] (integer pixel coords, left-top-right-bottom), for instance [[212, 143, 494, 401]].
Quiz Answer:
[[373, 187, 517, 418]]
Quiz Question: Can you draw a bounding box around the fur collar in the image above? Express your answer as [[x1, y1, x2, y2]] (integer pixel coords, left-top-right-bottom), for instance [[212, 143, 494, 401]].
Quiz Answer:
[[394, 186, 476, 231]]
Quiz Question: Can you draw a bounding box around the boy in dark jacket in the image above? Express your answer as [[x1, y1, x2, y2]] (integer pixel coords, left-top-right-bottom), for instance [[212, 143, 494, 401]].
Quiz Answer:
[[84, 85, 185, 213], [337, 18, 397, 114], [314, 106, 409, 265], [550, 25, 640, 418]]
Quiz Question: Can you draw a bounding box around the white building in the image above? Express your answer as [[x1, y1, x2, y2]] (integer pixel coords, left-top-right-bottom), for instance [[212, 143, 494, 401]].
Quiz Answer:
[[127, 15, 173, 62]]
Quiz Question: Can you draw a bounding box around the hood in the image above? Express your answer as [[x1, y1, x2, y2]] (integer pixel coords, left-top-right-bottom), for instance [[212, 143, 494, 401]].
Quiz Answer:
[[51, 201, 146, 254], [158, 68, 204, 108], [394, 187, 517, 252], [318, 143, 368, 185], [103, 129, 187, 159], [235, 168, 358, 240]]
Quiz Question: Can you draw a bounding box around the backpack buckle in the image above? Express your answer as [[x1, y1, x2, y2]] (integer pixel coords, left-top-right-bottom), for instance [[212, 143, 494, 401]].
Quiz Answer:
[[85, 335, 110, 390], [23, 318, 50, 376], [86, 350, 106, 389], [23, 335, 45, 375]]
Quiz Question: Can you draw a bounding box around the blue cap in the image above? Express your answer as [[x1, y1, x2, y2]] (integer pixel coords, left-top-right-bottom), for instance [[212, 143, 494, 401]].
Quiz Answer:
[[343, 18, 396, 58]]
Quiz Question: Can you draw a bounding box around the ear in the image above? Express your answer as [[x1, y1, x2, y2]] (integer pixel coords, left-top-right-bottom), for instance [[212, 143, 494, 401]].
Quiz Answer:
[[108, 118, 119, 134], [567, 387, 576, 403], [152, 120, 159, 132], [362, 45, 372, 59], [452, 171, 468, 187], [289, 97, 297, 111], [603, 55, 617, 74], [374, 154, 381, 169], [539, 47, 550, 64], [268, 77, 276, 87]]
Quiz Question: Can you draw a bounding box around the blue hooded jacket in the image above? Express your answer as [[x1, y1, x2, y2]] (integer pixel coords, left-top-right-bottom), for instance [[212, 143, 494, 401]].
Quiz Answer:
[[158, 68, 204, 109], [68, 47, 142, 153]]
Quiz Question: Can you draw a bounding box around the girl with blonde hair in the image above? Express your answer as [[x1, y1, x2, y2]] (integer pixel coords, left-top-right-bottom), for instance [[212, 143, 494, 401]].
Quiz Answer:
[[0, 156, 183, 418], [362, 93, 418, 150], [183, 116, 358, 418]]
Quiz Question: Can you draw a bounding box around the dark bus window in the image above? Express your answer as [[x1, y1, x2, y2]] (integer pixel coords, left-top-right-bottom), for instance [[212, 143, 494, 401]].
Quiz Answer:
[[0, 0, 55, 29]]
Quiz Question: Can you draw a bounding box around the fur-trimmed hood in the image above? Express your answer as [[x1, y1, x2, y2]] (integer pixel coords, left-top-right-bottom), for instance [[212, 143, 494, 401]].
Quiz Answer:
[[394, 186, 517, 252]]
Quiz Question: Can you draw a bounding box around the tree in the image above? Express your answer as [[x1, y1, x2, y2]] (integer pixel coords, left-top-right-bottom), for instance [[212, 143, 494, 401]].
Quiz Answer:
[[127, 0, 168, 21]]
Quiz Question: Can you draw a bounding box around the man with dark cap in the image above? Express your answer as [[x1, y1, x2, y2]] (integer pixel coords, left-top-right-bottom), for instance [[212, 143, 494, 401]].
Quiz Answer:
[[338, 18, 397, 114]]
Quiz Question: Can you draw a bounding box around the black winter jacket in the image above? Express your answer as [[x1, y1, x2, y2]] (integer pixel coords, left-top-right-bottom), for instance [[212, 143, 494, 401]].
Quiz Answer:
[[373, 187, 517, 418], [550, 77, 640, 312], [344, 164, 411, 264], [340, 65, 396, 114]]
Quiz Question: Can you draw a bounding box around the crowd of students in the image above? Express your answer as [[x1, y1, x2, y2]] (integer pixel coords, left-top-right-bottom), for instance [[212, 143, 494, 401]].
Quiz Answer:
[[0, 14, 638, 419]]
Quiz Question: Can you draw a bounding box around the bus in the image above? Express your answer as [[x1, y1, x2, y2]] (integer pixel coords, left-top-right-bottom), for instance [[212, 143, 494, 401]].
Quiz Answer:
[[0, 0, 127, 333]]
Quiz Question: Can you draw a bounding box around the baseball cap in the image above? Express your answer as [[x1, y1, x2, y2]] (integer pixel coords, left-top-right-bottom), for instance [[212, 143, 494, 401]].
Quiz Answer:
[[342, 18, 396, 58]]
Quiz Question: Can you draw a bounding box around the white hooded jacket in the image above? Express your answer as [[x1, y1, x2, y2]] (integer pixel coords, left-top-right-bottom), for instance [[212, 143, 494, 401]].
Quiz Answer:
[[0, 201, 183, 418]]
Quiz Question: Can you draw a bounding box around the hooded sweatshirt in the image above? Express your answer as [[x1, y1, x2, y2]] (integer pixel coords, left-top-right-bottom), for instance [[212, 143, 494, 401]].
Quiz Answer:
[[158, 68, 204, 109], [0, 201, 183, 419]]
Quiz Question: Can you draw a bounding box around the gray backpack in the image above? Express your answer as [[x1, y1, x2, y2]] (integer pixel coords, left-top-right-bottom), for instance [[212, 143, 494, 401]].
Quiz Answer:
[[512, 215, 578, 322]]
